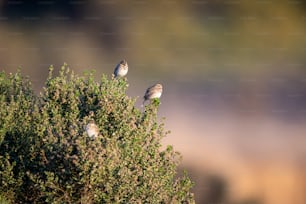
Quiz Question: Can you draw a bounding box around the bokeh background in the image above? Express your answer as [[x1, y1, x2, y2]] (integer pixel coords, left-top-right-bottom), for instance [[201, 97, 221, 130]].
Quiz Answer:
[[1, 1, 306, 203]]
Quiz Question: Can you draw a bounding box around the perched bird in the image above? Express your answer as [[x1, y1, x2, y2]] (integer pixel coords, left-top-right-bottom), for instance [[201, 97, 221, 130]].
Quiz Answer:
[[86, 120, 99, 139], [114, 59, 128, 78], [143, 83, 163, 105]]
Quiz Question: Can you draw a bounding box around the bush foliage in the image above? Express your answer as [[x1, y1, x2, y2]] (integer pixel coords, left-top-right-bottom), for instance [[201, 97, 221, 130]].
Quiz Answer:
[[0, 65, 194, 203]]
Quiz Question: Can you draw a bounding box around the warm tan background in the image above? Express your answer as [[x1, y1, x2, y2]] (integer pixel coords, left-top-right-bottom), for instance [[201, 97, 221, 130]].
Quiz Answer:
[[1, 1, 306, 203]]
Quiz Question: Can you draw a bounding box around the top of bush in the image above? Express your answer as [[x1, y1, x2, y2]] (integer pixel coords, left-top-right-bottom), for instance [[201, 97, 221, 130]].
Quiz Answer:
[[0, 64, 194, 203]]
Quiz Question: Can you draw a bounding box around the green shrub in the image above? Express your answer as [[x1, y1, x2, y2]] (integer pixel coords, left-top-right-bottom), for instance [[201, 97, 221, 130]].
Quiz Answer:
[[0, 65, 194, 203]]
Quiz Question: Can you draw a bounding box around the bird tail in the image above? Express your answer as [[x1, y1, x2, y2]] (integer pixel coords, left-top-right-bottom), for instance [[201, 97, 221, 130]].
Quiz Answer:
[[141, 99, 146, 108]]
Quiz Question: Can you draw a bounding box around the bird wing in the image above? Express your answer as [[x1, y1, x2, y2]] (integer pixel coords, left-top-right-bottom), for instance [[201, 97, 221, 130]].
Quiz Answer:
[[114, 64, 120, 76], [144, 86, 154, 100]]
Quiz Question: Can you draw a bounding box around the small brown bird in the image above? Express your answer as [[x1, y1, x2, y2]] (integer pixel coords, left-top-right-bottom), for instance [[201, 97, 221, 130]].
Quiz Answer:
[[114, 59, 128, 78], [143, 83, 163, 105], [85, 120, 99, 139]]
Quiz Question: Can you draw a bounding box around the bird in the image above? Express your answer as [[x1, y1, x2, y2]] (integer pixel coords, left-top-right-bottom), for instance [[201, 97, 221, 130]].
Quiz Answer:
[[143, 83, 163, 105], [85, 120, 99, 139], [114, 59, 128, 78]]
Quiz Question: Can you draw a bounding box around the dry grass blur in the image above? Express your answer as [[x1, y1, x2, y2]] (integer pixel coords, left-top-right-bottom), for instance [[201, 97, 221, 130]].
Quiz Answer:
[[1, 1, 306, 203], [163, 104, 306, 204]]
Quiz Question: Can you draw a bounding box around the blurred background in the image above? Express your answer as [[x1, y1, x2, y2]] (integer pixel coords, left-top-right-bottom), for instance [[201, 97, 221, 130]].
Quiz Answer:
[[1, 0, 306, 203]]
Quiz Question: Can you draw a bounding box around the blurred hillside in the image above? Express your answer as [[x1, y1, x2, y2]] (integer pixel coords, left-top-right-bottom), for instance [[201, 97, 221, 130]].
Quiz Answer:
[[1, 1, 306, 203]]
